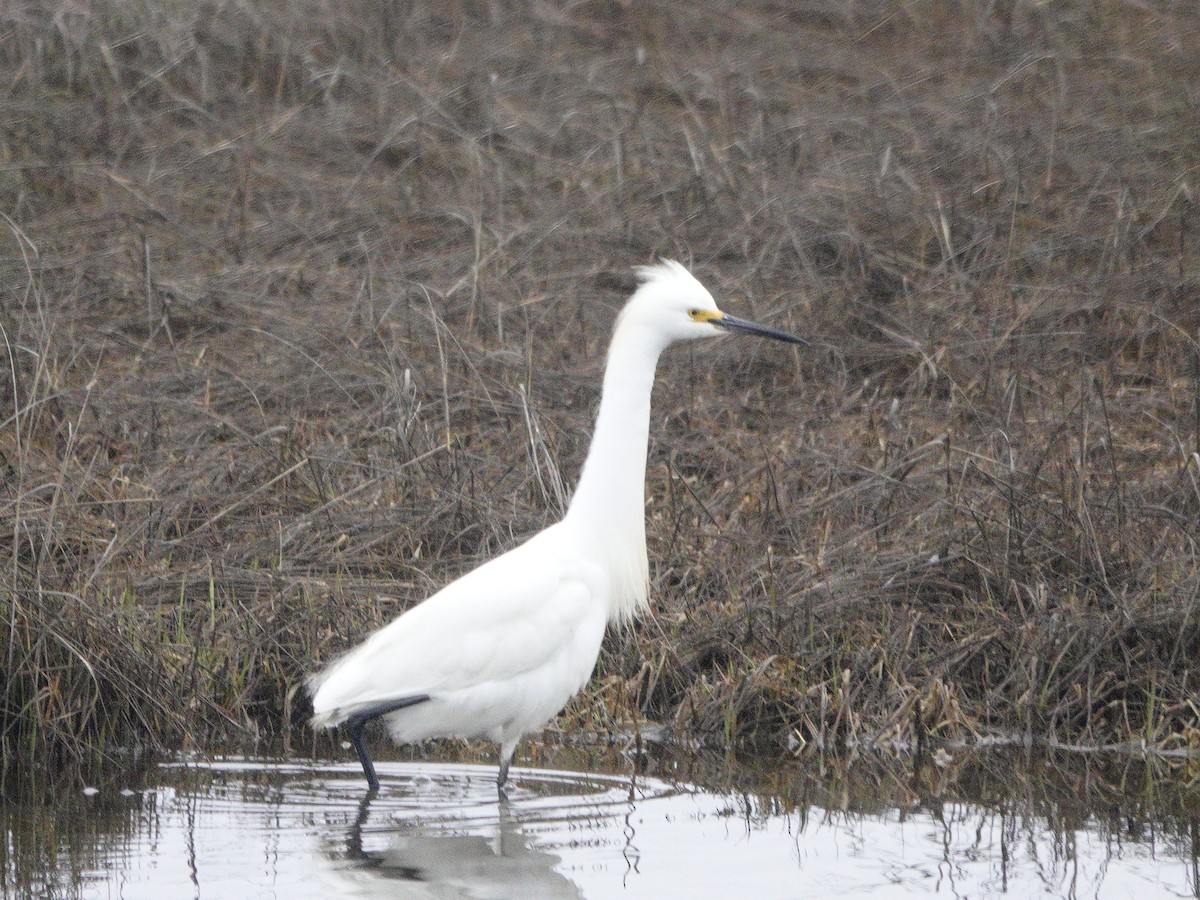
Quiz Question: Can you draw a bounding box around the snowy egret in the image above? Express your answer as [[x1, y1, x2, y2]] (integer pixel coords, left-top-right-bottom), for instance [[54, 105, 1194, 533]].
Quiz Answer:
[[308, 260, 804, 791]]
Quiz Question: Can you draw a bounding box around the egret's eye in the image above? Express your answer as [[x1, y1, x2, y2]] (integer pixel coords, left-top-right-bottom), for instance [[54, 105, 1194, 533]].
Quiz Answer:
[[688, 308, 702, 320]]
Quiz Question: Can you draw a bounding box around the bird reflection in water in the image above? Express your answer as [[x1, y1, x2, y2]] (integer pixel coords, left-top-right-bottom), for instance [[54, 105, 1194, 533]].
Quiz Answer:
[[339, 788, 586, 898]]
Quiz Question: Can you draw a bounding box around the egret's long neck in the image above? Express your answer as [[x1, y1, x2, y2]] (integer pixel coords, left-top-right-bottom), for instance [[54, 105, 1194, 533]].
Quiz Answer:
[[565, 318, 666, 622]]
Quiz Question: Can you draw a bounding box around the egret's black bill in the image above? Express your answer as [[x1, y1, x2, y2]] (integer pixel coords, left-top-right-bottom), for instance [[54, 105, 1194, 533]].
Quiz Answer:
[[715, 314, 807, 345]]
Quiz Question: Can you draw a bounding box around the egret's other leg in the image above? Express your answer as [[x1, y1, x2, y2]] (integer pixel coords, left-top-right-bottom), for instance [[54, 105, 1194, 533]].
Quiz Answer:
[[497, 738, 519, 791]]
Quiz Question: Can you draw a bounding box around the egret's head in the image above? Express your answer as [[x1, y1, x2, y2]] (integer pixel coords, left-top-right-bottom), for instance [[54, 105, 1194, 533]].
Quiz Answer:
[[621, 259, 806, 348]]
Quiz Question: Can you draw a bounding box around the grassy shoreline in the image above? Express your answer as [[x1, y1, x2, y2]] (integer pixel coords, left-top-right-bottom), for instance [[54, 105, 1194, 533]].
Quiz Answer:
[[2, 0, 1199, 769]]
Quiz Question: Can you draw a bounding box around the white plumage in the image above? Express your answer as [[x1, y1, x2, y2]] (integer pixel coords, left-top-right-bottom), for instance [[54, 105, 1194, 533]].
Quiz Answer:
[[308, 260, 804, 791]]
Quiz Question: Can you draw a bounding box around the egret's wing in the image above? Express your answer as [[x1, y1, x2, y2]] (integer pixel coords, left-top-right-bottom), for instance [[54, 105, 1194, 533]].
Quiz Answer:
[[310, 526, 595, 719]]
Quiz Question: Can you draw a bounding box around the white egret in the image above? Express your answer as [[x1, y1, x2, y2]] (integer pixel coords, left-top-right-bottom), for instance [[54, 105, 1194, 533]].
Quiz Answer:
[[308, 260, 804, 791]]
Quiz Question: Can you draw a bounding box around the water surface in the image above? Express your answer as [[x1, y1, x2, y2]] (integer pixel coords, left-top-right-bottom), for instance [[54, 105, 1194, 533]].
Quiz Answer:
[[5, 745, 1199, 898]]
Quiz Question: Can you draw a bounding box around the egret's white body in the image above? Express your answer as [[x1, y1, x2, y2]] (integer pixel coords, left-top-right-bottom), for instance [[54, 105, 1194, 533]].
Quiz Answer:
[[309, 260, 803, 791]]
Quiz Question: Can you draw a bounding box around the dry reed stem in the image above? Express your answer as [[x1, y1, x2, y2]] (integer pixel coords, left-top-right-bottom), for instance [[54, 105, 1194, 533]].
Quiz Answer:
[[1, 0, 1199, 766]]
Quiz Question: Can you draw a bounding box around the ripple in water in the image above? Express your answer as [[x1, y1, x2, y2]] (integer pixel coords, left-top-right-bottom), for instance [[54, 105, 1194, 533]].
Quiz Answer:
[[13, 752, 1200, 898], [142, 758, 682, 899]]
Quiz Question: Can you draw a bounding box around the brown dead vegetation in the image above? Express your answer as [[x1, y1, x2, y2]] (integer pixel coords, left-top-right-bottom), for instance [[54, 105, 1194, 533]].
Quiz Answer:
[[2, 0, 1199, 768]]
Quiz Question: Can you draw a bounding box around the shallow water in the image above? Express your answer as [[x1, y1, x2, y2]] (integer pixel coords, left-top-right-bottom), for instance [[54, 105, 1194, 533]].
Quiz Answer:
[[5, 745, 1200, 898]]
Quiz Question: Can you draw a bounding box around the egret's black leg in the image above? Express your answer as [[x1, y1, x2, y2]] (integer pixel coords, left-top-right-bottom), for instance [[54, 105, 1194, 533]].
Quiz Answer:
[[497, 738, 518, 795], [347, 719, 380, 791], [340, 694, 432, 792]]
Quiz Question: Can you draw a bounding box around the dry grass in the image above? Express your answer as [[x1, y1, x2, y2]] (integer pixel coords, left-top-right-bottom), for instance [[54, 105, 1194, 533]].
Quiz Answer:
[[2, 0, 1199, 767]]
